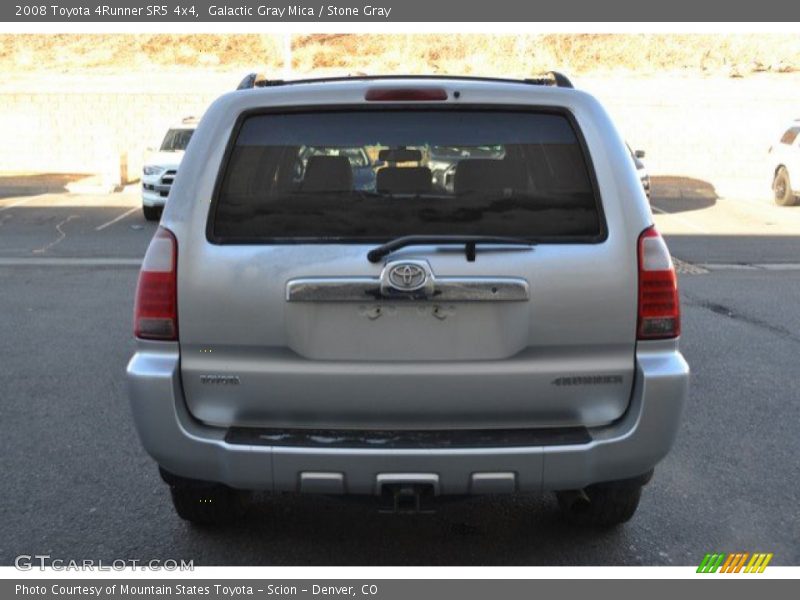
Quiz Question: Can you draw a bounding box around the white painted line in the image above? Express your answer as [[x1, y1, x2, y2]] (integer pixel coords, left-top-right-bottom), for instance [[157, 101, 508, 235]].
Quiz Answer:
[[0, 196, 35, 212], [753, 263, 800, 271], [698, 263, 759, 271], [32, 215, 78, 255], [0, 257, 141, 267], [95, 206, 140, 231], [651, 205, 710, 234], [699, 262, 800, 271]]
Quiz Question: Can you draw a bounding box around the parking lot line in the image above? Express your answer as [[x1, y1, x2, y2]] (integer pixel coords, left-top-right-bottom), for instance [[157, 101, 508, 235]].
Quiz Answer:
[[0, 257, 141, 267], [700, 262, 800, 271], [95, 206, 140, 231], [0, 196, 35, 212]]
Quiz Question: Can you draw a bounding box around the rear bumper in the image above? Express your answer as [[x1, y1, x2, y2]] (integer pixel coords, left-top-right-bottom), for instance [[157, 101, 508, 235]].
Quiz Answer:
[[126, 340, 688, 494]]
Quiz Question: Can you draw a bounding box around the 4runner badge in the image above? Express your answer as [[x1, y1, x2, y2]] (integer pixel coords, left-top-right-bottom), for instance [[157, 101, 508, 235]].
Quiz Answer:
[[552, 375, 623, 386], [200, 375, 240, 385]]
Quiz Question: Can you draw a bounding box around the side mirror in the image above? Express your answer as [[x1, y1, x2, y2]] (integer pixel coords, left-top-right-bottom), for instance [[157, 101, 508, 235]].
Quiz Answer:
[[634, 149, 646, 159], [145, 146, 157, 153]]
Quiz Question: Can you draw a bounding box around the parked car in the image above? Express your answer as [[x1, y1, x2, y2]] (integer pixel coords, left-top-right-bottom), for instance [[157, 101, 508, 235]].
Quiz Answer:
[[140, 117, 198, 221], [768, 120, 800, 206], [628, 145, 651, 200], [128, 73, 688, 527]]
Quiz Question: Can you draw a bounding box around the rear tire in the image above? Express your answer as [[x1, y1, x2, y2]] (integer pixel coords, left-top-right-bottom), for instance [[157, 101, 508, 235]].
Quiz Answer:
[[773, 168, 798, 206], [169, 482, 244, 526], [143, 205, 161, 221], [556, 479, 645, 527]]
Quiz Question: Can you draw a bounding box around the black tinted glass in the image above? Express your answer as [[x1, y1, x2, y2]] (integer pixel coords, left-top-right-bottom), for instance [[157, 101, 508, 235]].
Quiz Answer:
[[160, 129, 194, 152], [212, 110, 602, 242]]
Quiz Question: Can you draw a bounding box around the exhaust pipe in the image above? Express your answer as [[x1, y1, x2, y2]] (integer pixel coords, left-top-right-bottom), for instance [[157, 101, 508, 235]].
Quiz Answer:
[[557, 488, 591, 512]]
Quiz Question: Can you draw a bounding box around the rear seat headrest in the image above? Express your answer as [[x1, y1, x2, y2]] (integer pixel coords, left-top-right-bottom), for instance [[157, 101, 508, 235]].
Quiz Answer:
[[376, 167, 432, 194], [301, 155, 353, 193], [454, 159, 518, 194]]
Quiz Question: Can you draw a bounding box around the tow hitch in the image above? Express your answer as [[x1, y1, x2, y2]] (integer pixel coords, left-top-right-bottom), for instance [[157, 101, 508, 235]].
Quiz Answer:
[[377, 474, 439, 514], [379, 483, 436, 514]]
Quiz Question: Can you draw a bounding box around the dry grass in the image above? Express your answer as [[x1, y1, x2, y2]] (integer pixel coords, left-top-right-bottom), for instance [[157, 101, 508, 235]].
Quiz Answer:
[[1, 33, 799, 76], [0, 34, 285, 71]]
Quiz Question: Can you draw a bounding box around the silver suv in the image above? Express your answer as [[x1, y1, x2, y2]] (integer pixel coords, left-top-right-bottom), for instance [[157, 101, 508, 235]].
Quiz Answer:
[[127, 74, 689, 527]]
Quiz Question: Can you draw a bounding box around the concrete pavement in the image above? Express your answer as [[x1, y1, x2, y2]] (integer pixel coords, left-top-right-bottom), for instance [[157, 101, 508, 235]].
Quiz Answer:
[[0, 185, 798, 566]]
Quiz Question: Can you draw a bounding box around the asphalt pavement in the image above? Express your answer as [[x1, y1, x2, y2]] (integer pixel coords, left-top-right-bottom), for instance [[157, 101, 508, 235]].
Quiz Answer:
[[0, 186, 798, 566]]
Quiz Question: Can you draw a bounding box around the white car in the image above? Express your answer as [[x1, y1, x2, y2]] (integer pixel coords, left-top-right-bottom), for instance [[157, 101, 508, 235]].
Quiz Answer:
[[141, 118, 198, 220], [769, 119, 800, 206]]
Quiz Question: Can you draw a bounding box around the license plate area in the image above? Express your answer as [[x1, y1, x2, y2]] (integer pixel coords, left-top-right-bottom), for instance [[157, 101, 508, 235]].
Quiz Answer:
[[285, 301, 530, 361]]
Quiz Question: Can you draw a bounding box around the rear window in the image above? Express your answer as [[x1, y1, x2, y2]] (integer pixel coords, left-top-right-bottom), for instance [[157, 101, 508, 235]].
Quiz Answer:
[[210, 109, 603, 243]]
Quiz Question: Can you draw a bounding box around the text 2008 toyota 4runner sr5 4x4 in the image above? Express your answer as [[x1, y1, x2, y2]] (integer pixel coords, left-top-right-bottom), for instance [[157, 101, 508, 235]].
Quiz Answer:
[[127, 73, 689, 527]]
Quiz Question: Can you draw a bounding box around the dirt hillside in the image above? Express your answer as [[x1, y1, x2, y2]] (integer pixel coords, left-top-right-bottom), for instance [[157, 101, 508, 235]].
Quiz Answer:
[[1, 34, 799, 77]]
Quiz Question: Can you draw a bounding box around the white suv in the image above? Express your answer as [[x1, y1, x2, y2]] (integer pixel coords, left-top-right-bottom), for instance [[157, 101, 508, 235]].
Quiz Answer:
[[769, 119, 800, 206], [141, 117, 198, 220]]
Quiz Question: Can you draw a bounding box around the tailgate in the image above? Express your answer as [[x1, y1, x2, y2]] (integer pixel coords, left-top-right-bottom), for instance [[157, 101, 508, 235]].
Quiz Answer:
[[177, 105, 637, 430]]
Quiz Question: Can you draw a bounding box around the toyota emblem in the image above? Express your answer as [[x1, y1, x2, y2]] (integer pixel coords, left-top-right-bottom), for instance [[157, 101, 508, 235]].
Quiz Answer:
[[387, 263, 427, 291]]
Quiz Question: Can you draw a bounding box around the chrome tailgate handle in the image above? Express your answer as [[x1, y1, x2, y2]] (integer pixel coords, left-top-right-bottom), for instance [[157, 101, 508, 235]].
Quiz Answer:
[[286, 276, 529, 302]]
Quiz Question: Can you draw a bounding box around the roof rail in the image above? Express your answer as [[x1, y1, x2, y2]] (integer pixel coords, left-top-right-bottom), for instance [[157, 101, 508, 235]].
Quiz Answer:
[[234, 72, 575, 90], [524, 71, 574, 89], [236, 72, 284, 90]]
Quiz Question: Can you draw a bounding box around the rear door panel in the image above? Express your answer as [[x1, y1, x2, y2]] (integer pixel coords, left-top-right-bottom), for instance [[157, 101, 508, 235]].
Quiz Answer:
[[177, 103, 638, 431]]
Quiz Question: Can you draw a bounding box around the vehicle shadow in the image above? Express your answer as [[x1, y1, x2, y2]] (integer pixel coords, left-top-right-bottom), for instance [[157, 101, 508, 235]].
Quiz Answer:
[[0, 172, 96, 199], [174, 492, 637, 566], [650, 176, 717, 214]]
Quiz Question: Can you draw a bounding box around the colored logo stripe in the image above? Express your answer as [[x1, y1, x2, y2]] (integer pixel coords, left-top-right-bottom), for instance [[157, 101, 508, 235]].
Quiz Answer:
[[697, 553, 725, 573], [721, 553, 748, 573], [745, 553, 773, 573], [697, 552, 773, 573]]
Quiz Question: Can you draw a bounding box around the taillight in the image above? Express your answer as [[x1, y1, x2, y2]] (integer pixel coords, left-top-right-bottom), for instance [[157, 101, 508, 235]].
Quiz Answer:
[[637, 226, 680, 339], [134, 227, 177, 340], [365, 87, 448, 101]]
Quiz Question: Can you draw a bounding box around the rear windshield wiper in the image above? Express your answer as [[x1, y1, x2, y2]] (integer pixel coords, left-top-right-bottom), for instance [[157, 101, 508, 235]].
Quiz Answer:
[[367, 235, 536, 263]]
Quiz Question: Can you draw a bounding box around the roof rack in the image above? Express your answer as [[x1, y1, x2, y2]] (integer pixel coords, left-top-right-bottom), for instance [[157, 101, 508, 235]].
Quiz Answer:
[[524, 71, 574, 88], [235, 71, 574, 90], [236, 72, 279, 90]]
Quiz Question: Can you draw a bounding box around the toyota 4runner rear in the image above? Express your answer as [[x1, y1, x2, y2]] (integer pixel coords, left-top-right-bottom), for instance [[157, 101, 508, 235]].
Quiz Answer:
[[127, 73, 689, 527]]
